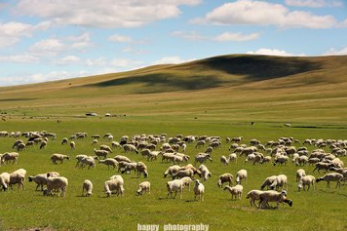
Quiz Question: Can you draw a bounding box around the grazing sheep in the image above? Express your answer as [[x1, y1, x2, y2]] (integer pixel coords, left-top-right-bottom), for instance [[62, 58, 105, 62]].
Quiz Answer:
[[80, 156, 97, 169], [61, 138, 68, 145], [298, 175, 316, 191], [172, 169, 194, 180], [50, 154, 69, 164], [94, 148, 109, 159], [70, 141, 76, 150], [224, 185, 243, 200], [75, 154, 88, 168], [220, 155, 230, 165], [43, 176, 68, 197], [164, 165, 182, 178], [39, 140, 47, 149], [82, 179, 93, 197], [114, 155, 132, 163], [236, 169, 248, 185], [121, 162, 148, 178], [261, 156, 272, 164], [260, 175, 277, 190], [246, 189, 264, 207], [273, 156, 289, 166], [123, 144, 139, 154], [0, 172, 10, 191], [1, 152, 19, 165], [229, 153, 237, 163], [193, 179, 205, 201], [166, 179, 184, 199], [111, 141, 121, 149], [296, 169, 306, 182], [98, 158, 119, 170], [136, 181, 150, 195], [100, 144, 113, 153], [199, 164, 212, 181], [9, 168, 26, 190], [269, 174, 288, 191], [316, 173, 344, 188], [28, 173, 48, 191], [104, 177, 125, 197], [194, 153, 212, 165], [218, 173, 234, 187], [259, 190, 289, 209], [313, 162, 334, 173]]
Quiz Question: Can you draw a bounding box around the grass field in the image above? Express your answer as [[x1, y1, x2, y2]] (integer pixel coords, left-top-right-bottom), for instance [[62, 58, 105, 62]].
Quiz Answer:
[[0, 54, 346, 231]]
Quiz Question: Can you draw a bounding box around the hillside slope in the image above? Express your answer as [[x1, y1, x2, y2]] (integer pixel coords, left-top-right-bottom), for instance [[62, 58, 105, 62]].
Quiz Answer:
[[0, 54, 346, 123]]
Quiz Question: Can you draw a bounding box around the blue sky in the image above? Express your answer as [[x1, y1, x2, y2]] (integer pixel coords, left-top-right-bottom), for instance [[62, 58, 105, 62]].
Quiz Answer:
[[0, 0, 346, 86]]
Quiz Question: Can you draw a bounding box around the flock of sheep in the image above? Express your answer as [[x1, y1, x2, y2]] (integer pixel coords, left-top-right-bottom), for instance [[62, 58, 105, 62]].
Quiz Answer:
[[0, 130, 346, 209]]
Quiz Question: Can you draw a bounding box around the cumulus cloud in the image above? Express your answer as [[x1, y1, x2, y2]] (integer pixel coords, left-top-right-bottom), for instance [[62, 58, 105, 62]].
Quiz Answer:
[[28, 39, 66, 56], [0, 54, 39, 63], [324, 46, 347, 56], [54, 55, 81, 65], [108, 34, 134, 43], [14, 0, 201, 28], [285, 0, 343, 8], [192, 0, 338, 29], [247, 48, 305, 56]]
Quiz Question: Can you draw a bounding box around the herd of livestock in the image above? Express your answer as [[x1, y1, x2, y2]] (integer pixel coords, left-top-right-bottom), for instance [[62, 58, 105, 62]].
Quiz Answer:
[[0, 130, 346, 209]]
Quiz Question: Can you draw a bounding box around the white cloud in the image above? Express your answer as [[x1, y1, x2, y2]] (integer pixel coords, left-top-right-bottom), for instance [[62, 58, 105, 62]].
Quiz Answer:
[[285, 0, 343, 8], [152, 56, 193, 65], [54, 55, 81, 65], [324, 46, 347, 56], [193, 0, 338, 29], [171, 31, 206, 41], [109, 34, 134, 43], [85, 57, 108, 66], [68, 33, 93, 49], [110, 58, 143, 69], [214, 32, 260, 42], [0, 37, 20, 48], [0, 54, 39, 63], [28, 38, 66, 56], [247, 48, 305, 56], [15, 0, 201, 28]]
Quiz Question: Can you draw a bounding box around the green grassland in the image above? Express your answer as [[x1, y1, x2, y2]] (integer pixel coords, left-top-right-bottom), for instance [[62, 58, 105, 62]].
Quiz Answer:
[[0, 54, 346, 230]]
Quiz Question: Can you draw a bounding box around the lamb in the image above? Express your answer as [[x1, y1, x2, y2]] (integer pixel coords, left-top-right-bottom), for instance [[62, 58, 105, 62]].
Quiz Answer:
[[28, 173, 49, 191], [82, 179, 93, 197], [50, 154, 69, 164], [9, 168, 26, 190], [194, 153, 212, 165], [70, 141, 76, 149], [199, 164, 212, 181], [136, 181, 150, 195], [217, 173, 233, 187], [123, 144, 139, 154], [224, 185, 243, 200], [98, 158, 119, 170], [93, 148, 109, 159], [246, 189, 264, 207], [316, 172, 344, 188], [260, 175, 277, 190], [298, 175, 316, 191], [258, 190, 290, 209], [0, 172, 10, 191], [269, 174, 288, 191], [296, 169, 306, 182], [193, 179, 205, 201], [104, 177, 125, 197], [236, 169, 248, 185], [166, 179, 184, 199], [43, 176, 68, 197]]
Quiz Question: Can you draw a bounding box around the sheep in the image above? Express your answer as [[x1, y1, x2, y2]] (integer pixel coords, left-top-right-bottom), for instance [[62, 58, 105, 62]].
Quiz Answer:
[[296, 169, 306, 182], [228, 153, 237, 163], [114, 155, 132, 163], [82, 179, 93, 197], [123, 144, 139, 154], [164, 165, 181, 178], [258, 190, 289, 209], [260, 175, 277, 190], [313, 162, 334, 173], [261, 156, 272, 164], [80, 156, 97, 169], [224, 185, 243, 200], [298, 175, 316, 191], [236, 169, 248, 185], [166, 179, 184, 199], [50, 154, 69, 164], [28, 173, 49, 191], [193, 179, 205, 201], [100, 144, 113, 153], [1, 152, 19, 165], [111, 141, 121, 149], [273, 155, 289, 166], [269, 174, 288, 191], [94, 148, 109, 159], [218, 173, 233, 187], [39, 140, 47, 149], [104, 177, 125, 197], [98, 158, 119, 170], [246, 189, 264, 207], [9, 168, 27, 190], [136, 181, 150, 195], [75, 154, 89, 168], [316, 172, 344, 188], [70, 141, 76, 150], [296, 156, 309, 166], [61, 138, 68, 145], [220, 155, 230, 165], [199, 164, 212, 181], [43, 176, 68, 197], [194, 153, 212, 165], [121, 162, 148, 178], [180, 177, 193, 191], [0, 172, 10, 191], [181, 164, 202, 178]]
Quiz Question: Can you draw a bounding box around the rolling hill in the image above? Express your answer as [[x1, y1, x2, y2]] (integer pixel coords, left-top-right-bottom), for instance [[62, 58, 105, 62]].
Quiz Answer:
[[1, 54, 347, 123]]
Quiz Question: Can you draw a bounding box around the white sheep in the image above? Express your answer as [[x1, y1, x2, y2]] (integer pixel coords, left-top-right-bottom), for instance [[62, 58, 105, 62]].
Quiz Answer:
[[218, 173, 233, 187], [114, 155, 132, 163], [28, 174, 48, 191], [273, 155, 289, 166], [43, 176, 68, 197], [80, 156, 97, 169], [193, 179, 205, 201], [246, 189, 264, 207], [220, 155, 230, 165], [194, 153, 212, 165], [0, 172, 10, 191], [172, 169, 194, 180], [93, 148, 109, 159], [104, 177, 125, 197], [166, 179, 184, 199], [260, 175, 277, 190], [50, 154, 69, 164], [236, 169, 248, 185], [229, 153, 237, 163], [224, 185, 243, 200], [164, 165, 181, 178], [100, 144, 113, 153], [1, 152, 19, 165], [9, 168, 26, 190], [123, 144, 139, 154], [98, 158, 119, 170], [296, 169, 306, 182], [82, 179, 93, 197], [70, 141, 76, 149], [199, 164, 212, 181], [270, 174, 288, 191], [136, 181, 150, 195], [316, 172, 344, 188], [259, 190, 290, 209], [298, 175, 316, 191]]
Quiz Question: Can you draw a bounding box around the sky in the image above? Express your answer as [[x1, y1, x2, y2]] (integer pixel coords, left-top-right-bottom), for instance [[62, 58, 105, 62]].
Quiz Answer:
[[0, 0, 346, 86]]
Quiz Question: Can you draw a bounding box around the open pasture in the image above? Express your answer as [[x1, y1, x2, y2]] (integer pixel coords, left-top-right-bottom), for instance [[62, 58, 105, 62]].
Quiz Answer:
[[0, 118, 346, 231]]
